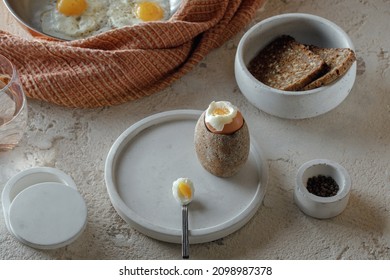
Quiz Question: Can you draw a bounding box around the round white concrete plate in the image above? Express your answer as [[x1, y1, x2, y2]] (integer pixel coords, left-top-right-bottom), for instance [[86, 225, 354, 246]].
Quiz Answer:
[[105, 110, 268, 244]]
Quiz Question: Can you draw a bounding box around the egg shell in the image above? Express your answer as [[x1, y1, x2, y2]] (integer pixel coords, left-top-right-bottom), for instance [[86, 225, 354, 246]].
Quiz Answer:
[[194, 112, 250, 178]]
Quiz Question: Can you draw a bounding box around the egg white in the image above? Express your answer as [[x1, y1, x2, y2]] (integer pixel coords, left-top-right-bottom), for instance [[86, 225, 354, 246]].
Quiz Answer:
[[205, 101, 238, 132], [41, 0, 108, 39], [40, 0, 171, 40]]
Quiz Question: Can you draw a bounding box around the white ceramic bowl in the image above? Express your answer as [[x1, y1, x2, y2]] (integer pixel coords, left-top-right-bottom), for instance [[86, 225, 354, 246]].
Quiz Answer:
[[235, 13, 357, 119], [294, 159, 351, 219]]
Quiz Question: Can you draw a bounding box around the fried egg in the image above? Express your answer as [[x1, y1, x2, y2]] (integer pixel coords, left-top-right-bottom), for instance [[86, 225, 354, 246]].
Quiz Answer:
[[205, 101, 244, 134], [41, 0, 170, 40], [108, 0, 169, 28], [172, 178, 194, 206]]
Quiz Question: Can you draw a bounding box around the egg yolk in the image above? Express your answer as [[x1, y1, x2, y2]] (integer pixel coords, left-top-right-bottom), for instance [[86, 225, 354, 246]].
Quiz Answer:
[[57, 0, 88, 16], [136, 2, 165, 22], [178, 182, 192, 200], [212, 107, 230, 116]]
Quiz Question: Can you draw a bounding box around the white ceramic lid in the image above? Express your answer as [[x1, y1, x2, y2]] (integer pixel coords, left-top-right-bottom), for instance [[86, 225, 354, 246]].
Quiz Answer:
[[2, 167, 87, 249], [9, 182, 87, 249]]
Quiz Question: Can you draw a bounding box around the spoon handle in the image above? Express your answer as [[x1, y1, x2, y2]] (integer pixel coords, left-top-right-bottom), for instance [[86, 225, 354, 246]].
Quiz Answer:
[[182, 205, 189, 259]]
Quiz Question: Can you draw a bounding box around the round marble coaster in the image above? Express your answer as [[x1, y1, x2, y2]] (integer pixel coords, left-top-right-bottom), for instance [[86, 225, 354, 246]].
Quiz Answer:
[[8, 182, 87, 249]]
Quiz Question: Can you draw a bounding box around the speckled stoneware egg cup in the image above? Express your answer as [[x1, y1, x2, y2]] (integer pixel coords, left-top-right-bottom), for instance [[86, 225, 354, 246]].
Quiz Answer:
[[194, 111, 250, 178]]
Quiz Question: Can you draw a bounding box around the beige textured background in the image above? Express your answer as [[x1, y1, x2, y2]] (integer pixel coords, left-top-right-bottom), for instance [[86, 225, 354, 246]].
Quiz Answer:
[[1, 0, 390, 259]]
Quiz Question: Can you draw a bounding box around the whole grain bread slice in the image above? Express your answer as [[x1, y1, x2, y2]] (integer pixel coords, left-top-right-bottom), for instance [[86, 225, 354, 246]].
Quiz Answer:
[[247, 35, 328, 91], [302, 46, 356, 90]]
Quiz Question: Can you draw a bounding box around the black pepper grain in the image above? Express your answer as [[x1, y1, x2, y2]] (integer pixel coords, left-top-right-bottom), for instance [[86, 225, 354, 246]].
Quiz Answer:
[[306, 175, 339, 197]]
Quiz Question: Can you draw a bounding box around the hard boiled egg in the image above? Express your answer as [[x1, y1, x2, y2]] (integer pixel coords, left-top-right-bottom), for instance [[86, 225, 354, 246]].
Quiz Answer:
[[205, 101, 244, 134]]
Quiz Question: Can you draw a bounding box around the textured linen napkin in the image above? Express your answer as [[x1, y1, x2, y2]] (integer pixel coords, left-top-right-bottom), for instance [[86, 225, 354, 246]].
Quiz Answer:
[[0, 0, 265, 108]]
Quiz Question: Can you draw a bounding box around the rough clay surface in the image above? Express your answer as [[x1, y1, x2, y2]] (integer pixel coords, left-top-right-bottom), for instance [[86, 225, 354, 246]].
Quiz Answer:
[[194, 112, 250, 178], [1, 0, 390, 259]]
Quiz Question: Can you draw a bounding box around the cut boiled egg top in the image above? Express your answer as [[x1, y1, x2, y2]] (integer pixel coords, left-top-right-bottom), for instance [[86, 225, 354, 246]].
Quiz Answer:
[[205, 101, 244, 134], [172, 178, 194, 206]]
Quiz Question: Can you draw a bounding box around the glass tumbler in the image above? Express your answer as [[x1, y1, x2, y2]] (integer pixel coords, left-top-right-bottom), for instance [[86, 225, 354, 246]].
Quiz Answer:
[[0, 54, 28, 151]]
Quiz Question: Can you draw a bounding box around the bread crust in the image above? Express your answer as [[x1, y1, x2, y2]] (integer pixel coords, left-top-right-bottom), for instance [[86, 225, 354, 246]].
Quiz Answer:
[[302, 46, 356, 90]]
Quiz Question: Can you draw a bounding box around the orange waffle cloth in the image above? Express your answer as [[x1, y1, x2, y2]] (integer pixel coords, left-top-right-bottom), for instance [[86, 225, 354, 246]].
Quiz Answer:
[[0, 0, 265, 108]]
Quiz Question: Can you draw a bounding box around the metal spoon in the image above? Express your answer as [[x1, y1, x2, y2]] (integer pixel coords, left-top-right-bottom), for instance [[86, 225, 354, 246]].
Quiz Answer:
[[182, 204, 189, 259]]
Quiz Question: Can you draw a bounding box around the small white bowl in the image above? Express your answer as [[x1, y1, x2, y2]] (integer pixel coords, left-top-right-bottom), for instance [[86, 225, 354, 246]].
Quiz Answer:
[[234, 13, 357, 119], [294, 159, 351, 219]]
